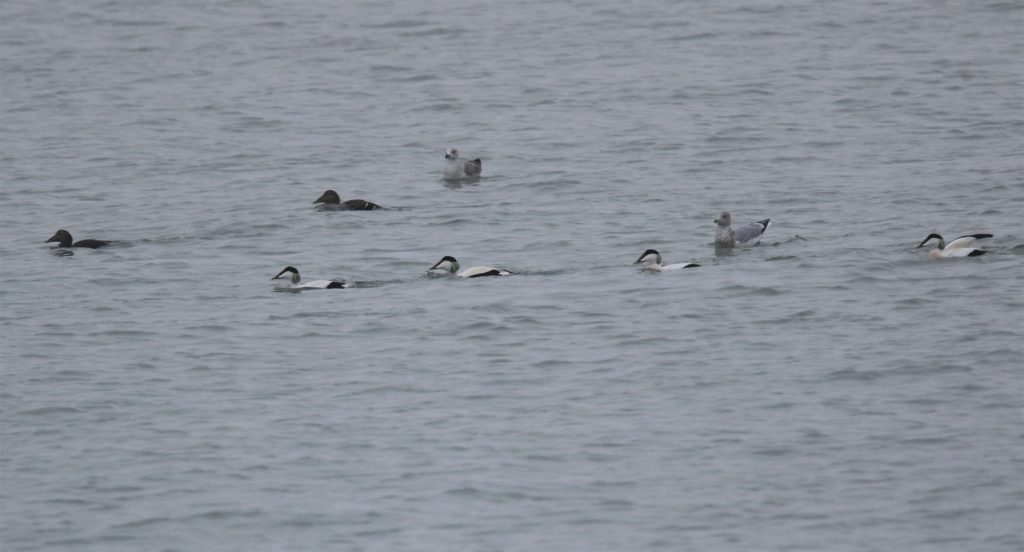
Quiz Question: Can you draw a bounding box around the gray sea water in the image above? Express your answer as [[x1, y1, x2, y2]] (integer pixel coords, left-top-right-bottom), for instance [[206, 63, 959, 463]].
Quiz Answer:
[[2, 0, 1023, 550]]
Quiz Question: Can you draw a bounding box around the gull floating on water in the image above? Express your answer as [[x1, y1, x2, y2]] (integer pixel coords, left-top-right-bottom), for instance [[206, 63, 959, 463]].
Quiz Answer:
[[714, 211, 771, 248], [917, 233, 992, 258], [45, 229, 110, 249], [314, 190, 381, 211], [272, 266, 350, 289], [429, 256, 510, 278], [442, 148, 482, 181], [634, 249, 700, 271]]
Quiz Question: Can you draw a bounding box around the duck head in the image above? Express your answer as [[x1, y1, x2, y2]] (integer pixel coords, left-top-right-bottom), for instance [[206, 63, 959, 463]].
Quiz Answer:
[[917, 233, 945, 250], [273, 266, 301, 284], [634, 249, 662, 268], [429, 256, 460, 274], [314, 190, 341, 204], [45, 229, 73, 247]]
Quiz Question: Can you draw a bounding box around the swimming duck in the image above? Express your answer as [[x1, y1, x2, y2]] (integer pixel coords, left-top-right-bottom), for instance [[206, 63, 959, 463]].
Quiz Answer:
[[917, 233, 992, 258], [45, 229, 110, 249], [314, 190, 381, 210], [634, 249, 701, 271], [442, 148, 482, 180], [429, 256, 510, 278], [714, 212, 771, 248], [272, 266, 350, 289]]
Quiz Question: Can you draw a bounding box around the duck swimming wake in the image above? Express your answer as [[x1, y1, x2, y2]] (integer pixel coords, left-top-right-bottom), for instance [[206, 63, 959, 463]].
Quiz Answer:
[[714, 212, 771, 248], [314, 190, 381, 211], [272, 266, 350, 289], [45, 229, 110, 249], [442, 148, 482, 181], [917, 233, 992, 258], [429, 256, 510, 278]]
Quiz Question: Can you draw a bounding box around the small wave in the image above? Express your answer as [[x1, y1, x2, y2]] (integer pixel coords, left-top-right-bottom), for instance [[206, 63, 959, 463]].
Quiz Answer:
[[88, 329, 156, 337], [824, 368, 884, 382], [184, 325, 231, 332], [19, 406, 81, 416], [667, 32, 718, 42], [401, 27, 467, 38], [110, 516, 175, 530], [721, 285, 784, 296], [364, 19, 428, 29]]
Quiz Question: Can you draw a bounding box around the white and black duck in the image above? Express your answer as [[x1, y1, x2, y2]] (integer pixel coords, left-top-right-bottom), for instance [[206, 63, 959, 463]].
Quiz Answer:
[[428, 256, 510, 278], [634, 249, 700, 271], [272, 266, 351, 289], [917, 233, 992, 258]]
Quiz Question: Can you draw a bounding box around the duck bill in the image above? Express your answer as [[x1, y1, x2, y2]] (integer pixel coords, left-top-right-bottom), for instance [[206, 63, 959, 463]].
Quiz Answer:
[[313, 192, 328, 204], [45, 233, 61, 243], [272, 269, 288, 280]]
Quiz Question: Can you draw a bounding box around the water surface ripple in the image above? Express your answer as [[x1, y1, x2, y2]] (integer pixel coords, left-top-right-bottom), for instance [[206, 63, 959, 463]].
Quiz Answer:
[[1, 0, 1022, 550]]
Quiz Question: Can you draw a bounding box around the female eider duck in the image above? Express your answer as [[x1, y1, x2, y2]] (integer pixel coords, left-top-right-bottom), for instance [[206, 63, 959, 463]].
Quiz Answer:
[[429, 256, 510, 278], [917, 233, 992, 258], [714, 211, 771, 248], [272, 266, 350, 289], [314, 190, 381, 211], [634, 249, 700, 271], [442, 148, 482, 181], [45, 229, 110, 249]]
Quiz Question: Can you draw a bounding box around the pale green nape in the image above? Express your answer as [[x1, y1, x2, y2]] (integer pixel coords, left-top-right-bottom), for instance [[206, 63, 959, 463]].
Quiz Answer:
[[290, 270, 301, 284]]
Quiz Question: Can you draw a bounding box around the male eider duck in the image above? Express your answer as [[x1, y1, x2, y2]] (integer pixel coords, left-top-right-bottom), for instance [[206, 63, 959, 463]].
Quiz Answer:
[[917, 233, 992, 258], [714, 211, 771, 248], [272, 266, 350, 289], [314, 190, 381, 211], [45, 229, 110, 249], [442, 148, 482, 181], [634, 249, 700, 271], [429, 256, 510, 278]]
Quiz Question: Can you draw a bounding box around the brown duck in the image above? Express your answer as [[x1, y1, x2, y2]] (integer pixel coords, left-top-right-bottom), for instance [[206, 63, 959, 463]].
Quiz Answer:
[[45, 229, 110, 249], [314, 190, 381, 211]]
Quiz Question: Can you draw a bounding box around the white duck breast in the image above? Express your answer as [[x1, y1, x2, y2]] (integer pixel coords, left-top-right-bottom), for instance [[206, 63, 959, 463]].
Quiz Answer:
[[714, 211, 771, 248], [634, 249, 700, 271], [272, 266, 350, 289], [917, 233, 992, 258], [442, 148, 482, 180], [429, 256, 510, 278]]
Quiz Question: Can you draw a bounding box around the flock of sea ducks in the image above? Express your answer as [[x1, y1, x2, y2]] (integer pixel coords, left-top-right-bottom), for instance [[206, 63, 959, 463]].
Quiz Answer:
[[46, 147, 995, 290]]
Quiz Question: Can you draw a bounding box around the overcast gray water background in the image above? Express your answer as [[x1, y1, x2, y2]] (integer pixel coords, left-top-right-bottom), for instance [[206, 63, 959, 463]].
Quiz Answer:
[[2, 0, 1023, 550]]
